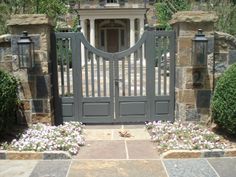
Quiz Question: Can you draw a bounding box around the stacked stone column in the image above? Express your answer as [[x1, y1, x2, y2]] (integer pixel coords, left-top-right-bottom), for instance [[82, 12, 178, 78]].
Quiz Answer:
[[7, 14, 54, 124], [170, 11, 218, 121]]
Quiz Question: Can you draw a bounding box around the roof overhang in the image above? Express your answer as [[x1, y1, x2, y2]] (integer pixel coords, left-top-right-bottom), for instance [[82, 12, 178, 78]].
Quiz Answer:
[[78, 8, 147, 20]]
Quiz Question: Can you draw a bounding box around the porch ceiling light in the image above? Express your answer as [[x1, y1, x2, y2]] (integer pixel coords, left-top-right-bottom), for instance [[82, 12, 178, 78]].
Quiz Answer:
[[17, 31, 35, 69], [192, 29, 208, 65]]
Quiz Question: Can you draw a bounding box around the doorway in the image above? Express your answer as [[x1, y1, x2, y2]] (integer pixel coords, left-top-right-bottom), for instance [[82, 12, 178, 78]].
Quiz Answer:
[[107, 29, 119, 52]]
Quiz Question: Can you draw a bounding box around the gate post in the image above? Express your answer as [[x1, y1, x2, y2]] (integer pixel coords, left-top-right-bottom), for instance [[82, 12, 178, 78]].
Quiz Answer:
[[170, 11, 218, 121], [7, 14, 55, 125]]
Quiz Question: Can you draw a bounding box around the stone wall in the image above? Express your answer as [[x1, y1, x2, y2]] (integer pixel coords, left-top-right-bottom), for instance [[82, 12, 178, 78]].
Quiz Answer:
[[0, 14, 55, 125], [212, 32, 236, 79], [171, 11, 218, 122], [0, 34, 12, 71]]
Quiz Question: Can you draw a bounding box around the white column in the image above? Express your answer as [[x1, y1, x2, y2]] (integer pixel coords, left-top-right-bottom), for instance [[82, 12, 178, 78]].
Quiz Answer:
[[80, 19, 85, 35], [130, 18, 135, 60], [139, 17, 145, 66], [139, 17, 144, 38], [80, 19, 86, 66], [90, 18, 95, 47], [130, 18, 135, 48]]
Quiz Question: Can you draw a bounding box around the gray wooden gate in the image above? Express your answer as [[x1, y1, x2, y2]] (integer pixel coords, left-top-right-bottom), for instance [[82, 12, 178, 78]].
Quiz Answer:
[[51, 30, 175, 123]]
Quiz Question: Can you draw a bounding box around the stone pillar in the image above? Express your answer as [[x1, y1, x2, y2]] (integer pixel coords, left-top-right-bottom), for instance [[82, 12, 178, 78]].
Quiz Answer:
[[7, 14, 54, 125], [90, 18, 95, 47], [130, 18, 135, 48], [170, 11, 218, 121]]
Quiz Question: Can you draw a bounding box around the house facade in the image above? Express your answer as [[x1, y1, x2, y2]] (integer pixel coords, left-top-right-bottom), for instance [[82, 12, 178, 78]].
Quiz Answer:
[[77, 0, 157, 52]]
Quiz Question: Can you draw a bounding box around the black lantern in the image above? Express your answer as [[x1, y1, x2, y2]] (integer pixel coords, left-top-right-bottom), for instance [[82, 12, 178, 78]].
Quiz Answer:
[[192, 29, 208, 65], [17, 31, 35, 69]]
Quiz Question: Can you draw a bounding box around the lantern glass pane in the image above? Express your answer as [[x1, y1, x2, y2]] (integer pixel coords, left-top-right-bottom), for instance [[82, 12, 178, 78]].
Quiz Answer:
[[193, 42, 207, 65], [19, 44, 30, 68]]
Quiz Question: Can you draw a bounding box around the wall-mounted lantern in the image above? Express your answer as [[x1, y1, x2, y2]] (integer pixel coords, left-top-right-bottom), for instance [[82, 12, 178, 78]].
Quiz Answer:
[[192, 29, 208, 65], [17, 31, 35, 69]]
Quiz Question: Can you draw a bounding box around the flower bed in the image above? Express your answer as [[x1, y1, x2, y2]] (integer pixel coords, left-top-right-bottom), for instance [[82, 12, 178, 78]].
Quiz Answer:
[[146, 121, 236, 154], [0, 122, 85, 155]]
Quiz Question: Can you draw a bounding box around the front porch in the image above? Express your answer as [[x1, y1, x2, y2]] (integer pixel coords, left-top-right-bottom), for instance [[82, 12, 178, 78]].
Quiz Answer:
[[79, 8, 146, 52]]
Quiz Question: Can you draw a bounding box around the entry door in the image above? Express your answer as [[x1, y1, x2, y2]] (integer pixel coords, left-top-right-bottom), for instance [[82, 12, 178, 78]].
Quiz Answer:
[[107, 29, 119, 52]]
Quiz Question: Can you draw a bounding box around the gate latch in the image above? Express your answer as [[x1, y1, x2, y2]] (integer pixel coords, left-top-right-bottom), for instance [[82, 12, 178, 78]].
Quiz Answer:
[[115, 79, 122, 85]]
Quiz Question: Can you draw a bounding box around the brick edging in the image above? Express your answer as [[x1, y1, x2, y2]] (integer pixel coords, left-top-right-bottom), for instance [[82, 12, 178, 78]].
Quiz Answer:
[[0, 150, 71, 160], [161, 149, 236, 159]]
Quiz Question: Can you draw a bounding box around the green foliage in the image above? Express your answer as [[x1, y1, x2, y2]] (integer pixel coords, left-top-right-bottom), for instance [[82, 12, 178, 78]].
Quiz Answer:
[[207, 0, 236, 36], [0, 0, 76, 35], [0, 2, 11, 34], [0, 70, 19, 131], [211, 64, 236, 134], [32, 0, 68, 19], [155, 0, 190, 29]]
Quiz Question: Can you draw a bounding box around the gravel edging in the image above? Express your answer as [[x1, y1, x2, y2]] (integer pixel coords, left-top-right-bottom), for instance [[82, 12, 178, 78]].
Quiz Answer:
[[0, 150, 71, 160], [161, 149, 236, 159]]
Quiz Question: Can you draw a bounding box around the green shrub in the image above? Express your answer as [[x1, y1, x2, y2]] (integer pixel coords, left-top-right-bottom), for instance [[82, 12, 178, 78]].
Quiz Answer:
[[211, 63, 236, 134], [0, 70, 19, 131]]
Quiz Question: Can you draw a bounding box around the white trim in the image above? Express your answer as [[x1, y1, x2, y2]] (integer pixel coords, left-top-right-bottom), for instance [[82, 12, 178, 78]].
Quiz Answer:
[[99, 19, 126, 28], [79, 9, 146, 20]]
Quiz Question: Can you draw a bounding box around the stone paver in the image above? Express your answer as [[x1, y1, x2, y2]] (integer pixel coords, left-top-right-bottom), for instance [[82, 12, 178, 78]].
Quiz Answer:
[[76, 140, 126, 159], [208, 158, 236, 177], [1, 158, 236, 177], [84, 129, 113, 140], [84, 127, 150, 141], [29, 160, 71, 177], [0, 160, 37, 177], [68, 160, 168, 177], [164, 159, 219, 177], [123, 124, 146, 129], [126, 140, 160, 159], [113, 129, 150, 140]]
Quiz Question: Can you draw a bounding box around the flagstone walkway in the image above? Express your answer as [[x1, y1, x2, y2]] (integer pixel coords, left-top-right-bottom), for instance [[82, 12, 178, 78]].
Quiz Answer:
[[1, 124, 236, 177], [75, 124, 159, 160]]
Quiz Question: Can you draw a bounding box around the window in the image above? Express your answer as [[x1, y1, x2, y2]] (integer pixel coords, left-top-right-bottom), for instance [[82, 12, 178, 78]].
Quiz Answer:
[[101, 30, 105, 47], [106, 0, 118, 3], [120, 29, 125, 46]]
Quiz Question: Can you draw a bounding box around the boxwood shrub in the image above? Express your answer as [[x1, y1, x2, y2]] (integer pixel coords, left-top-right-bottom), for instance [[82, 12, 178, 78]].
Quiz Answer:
[[0, 70, 19, 131], [211, 63, 236, 134]]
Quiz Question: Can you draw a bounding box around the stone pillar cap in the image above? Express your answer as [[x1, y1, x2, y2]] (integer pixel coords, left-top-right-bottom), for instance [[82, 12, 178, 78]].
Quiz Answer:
[[170, 11, 218, 25], [0, 34, 11, 43], [7, 14, 54, 27]]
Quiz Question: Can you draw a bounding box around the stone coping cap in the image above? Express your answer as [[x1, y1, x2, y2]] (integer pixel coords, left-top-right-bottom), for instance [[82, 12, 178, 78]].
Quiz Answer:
[[0, 34, 11, 43], [7, 14, 54, 26], [0, 150, 71, 160], [161, 149, 236, 159], [170, 11, 218, 25]]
